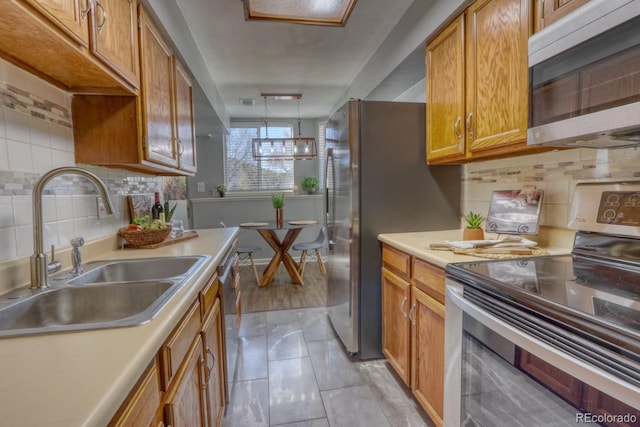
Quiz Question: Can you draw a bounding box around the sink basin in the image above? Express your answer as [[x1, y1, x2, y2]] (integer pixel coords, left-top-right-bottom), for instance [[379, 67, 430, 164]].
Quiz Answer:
[[67, 255, 207, 285], [0, 255, 210, 338], [0, 281, 175, 337]]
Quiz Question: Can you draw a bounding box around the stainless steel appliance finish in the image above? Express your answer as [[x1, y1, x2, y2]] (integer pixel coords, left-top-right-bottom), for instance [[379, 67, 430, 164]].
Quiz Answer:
[[324, 100, 461, 358], [217, 245, 240, 391], [444, 181, 640, 425], [527, 0, 640, 148]]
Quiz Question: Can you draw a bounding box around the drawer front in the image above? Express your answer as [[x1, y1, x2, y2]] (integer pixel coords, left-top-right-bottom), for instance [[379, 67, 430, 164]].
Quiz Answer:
[[110, 360, 161, 427], [412, 258, 445, 304], [161, 300, 201, 389], [200, 273, 219, 321], [382, 244, 411, 279]]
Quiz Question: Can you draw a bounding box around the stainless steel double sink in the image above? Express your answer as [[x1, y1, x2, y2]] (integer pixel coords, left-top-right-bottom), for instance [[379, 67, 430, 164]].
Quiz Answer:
[[0, 255, 209, 338]]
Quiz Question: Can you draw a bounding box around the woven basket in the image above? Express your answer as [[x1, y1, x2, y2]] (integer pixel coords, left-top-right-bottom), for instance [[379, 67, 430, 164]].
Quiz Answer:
[[119, 226, 171, 247]]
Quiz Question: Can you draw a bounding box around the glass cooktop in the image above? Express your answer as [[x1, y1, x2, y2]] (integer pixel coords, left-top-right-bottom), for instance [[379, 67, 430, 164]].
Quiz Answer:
[[446, 254, 640, 337]]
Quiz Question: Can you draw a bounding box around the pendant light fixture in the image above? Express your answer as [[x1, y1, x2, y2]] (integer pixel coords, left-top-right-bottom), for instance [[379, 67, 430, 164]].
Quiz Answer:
[[251, 94, 317, 160]]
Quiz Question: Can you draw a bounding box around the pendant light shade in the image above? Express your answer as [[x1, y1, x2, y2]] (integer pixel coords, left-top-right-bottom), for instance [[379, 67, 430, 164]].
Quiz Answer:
[[251, 95, 317, 160]]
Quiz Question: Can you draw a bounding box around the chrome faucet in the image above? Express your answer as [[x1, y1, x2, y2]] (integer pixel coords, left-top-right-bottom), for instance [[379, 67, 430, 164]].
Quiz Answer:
[[30, 167, 115, 289]]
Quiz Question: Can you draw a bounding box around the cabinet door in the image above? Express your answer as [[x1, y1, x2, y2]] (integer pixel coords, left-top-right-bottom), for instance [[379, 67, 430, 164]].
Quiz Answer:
[[381, 267, 411, 385], [411, 287, 445, 427], [164, 335, 207, 427], [537, 0, 590, 31], [174, 60, 197, 173], [90, 0, 139, 88], [465, 0, 529, 153], [139, 7, 178, 168], [582, 385, 640, 427], [26, 0, 90, 46], [426, 15, 466, 163], [202, 298, 225, 427], [517, 348, 583, 407]]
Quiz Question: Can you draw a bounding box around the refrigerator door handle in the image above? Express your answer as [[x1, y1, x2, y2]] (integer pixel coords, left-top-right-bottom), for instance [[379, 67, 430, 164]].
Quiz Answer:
[[325, 148, 335, 250]]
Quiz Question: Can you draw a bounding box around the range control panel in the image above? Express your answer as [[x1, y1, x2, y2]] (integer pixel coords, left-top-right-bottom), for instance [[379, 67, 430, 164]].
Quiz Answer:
[[569, 182, 640, 237], [597, 191, 640, 226]]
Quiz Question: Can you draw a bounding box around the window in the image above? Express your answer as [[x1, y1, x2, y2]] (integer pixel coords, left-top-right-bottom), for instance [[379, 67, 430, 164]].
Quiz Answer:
[[225, 124, 294, 191]]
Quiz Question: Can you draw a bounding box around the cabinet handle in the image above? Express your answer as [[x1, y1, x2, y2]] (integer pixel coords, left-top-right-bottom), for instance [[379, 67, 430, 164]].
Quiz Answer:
[[400, 296, 408, 318], [454, 116, 462, 140], [95, 0, 107, 34], [200, 358, 209, 389], [409, 303, 416, 325], [206, 347, 215, 376], [80, 0, 92, 20], [466, 112, 474, 138], [177, 140, 184, 155]]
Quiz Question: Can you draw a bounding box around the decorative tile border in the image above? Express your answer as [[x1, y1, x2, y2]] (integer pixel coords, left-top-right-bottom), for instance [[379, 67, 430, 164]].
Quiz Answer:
[[463, 148, 640, 185], [0, 82, 72, 128]]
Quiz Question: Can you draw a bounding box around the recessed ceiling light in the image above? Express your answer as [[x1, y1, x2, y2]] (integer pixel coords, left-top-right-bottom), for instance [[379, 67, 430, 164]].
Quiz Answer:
[[261, 93, 302, 101], [242, 0, 357, 27]]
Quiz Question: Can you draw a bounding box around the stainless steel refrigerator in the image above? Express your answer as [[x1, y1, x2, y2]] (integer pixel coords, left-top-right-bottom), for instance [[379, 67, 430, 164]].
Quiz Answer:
[[324, 100, 460, 359]]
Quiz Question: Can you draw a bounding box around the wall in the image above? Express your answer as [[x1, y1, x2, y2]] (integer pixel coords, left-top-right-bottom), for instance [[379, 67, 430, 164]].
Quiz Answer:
[[191, 195, 325, 262], [0, 58, 162, 263], [461, 147, 640, 229]]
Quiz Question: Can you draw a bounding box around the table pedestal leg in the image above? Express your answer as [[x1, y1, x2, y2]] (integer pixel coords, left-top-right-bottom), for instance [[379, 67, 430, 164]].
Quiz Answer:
[[257, 228, 304, 287]]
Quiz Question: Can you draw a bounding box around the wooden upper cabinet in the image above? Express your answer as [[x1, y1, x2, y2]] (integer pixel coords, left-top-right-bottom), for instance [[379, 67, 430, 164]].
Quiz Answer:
[[465, 0, 529, 154], [535, 0, 590, 32], [174, 60, 197, 174], [90, 0, 140, 88], [139, 6, 178, 169], [72, 5, 197, 176], [0, 0, 136, 94], [426, 15, 465, 162], [426, 0, 541, 164], [25, 0, 90, 46]]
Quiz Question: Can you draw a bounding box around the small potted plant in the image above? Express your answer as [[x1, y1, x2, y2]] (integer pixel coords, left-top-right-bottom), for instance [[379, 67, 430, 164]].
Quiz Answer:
[[216, 184, 226, 197], [301, 177, 319, 194], [463, 211, 484, 240], [272, 193, 285, 227]]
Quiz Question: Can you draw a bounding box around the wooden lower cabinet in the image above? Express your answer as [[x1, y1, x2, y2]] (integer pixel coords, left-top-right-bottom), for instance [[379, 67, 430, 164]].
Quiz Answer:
[[411, 287, 445, 427], [381, 244, 445, 427], [164, 334, 207, 426], [202, 299, 225, 427], [518, 348, 640, 427], [110, 273, 226, 427], [517, 348, 582, 407], [381, 267, 411, 385]]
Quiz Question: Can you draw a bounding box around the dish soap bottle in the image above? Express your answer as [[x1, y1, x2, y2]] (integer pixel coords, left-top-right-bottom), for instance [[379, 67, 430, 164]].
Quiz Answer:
[[151, 191, 164, 222]]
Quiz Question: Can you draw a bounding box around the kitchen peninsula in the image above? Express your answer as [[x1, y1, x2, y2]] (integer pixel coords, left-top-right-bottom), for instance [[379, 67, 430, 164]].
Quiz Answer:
[[0, 227, 238, 427]]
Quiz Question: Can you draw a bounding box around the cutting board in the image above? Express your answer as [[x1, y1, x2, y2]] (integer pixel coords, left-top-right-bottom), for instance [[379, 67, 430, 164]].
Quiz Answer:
[[124, 230, 199, 249]]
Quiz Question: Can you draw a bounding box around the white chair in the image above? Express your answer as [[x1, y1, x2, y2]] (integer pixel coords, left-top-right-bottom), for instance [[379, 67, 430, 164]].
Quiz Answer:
[[220, 222, 261, 286], [292, 226, 326, 278]]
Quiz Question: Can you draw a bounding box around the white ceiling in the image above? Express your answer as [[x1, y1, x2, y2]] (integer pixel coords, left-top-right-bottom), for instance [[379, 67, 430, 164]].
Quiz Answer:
[[145, 0, 467, 134], [174, 0, 415, 119]]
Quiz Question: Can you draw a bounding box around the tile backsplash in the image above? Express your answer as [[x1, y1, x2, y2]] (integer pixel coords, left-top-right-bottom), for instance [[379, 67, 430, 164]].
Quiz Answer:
[[0, 58, 162, 262], [462, 147, 640, 229]]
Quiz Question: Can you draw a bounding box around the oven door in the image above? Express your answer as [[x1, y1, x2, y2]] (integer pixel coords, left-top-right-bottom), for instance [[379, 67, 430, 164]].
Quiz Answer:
[[444, 279, 640, 427]]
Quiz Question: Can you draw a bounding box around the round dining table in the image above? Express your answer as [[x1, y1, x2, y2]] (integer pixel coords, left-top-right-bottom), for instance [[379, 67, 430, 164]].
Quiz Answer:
[[239, 220, 317, 287]]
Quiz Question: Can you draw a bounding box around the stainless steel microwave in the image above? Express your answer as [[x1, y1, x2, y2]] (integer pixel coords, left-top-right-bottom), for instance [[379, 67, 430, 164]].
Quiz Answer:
[[527, 0, 640, 148]]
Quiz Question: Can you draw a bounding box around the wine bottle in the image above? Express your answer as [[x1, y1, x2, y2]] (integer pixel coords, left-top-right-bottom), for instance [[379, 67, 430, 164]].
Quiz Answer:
[[151, 192, 164, 222]]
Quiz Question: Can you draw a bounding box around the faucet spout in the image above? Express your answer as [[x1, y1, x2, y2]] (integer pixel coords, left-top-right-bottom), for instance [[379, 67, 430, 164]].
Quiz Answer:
[[30, 167, 115, 289]]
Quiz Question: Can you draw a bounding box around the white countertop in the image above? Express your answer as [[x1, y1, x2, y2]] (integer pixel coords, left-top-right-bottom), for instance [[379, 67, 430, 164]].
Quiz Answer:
[[378, 229, 572, 269], [0, 228, 238, 427]]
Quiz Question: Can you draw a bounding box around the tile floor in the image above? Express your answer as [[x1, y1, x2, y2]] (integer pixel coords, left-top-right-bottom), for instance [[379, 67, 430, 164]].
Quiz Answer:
[[222, 307, 434, 427]]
